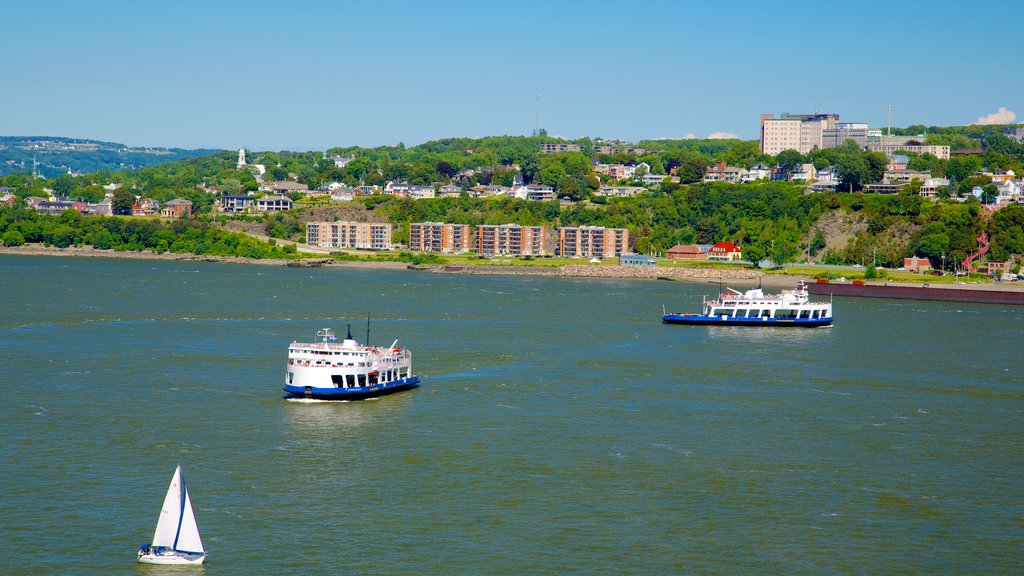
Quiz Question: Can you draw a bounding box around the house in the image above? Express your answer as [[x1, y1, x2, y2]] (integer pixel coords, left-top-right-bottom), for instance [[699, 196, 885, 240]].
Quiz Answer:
[[666, 244, 707, 260], [703, 162, 747, 184], [408, 185, 436, 199], [981, 260, 1014, 278], [707, 241, 742, 261], [883, 170, 931, 184], [161, 198, 193, 218], [903, 256, 932, 273], [919, 178, 950, 199], [36, 199, 86, 215], [256, 195, 293, 212], [438, 184, 462, 197], [132, 198, 160, 216], [596, 186, 645, 197], [1, 193, 16, 206], [525, 185, 555, 201], [741, 164, 772, 183], [770, 165, 790, 182], [352, 185, 381, 196], [88, 198, 112, 216], [641, 173, 678, 186], [886, 154, 909, 171], [221, 194, 255, 213], [791, 164, 816, 182], [268, 181, 308, 195], [624, 162, 651, 179], [331, 155, 356, 168]]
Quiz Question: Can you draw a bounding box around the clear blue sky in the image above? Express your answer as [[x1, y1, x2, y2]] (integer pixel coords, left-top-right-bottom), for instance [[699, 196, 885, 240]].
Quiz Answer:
[[3, 0, 1019, 151]]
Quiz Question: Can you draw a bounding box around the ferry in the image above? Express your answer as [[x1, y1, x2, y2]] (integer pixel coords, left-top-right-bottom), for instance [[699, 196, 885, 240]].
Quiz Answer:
[[283, 327, 420, 400], [662, 281, 833, 327]]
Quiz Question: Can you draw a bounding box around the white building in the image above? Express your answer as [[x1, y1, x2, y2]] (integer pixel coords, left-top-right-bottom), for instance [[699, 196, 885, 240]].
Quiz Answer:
[[760, 112, 840, 155]]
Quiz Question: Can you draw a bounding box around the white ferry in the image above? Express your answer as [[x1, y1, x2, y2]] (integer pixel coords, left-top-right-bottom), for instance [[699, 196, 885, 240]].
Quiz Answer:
[[283, 327, 420, 400], [663, 281, 833, 327]]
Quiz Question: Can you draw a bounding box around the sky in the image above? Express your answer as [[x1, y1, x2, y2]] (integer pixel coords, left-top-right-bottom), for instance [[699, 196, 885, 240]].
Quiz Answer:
[[2, 0, 1021, 151]]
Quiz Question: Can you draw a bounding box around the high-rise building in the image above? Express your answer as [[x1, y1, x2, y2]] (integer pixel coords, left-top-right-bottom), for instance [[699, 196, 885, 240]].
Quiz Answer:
[[558, 226, 629, 258], [760, 113, 840, 155], [409, 222, 471, 254], [476, 224, 547, 256], [306, 221, 393, 250]]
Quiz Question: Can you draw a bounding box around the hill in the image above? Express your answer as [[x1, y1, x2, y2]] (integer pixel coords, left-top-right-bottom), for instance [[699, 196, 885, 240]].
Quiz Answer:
[[0, 136, 221, 178]]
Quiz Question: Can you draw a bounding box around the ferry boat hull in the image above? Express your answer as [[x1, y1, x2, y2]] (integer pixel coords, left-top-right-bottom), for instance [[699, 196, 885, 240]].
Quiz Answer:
[[662, 314, 832, 327], [283, 376, 421, 401]]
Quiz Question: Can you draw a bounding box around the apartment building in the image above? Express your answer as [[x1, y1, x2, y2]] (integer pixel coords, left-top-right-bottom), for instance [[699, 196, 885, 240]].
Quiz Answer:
[[760, 112, 840, 155], [306, 221, 393, 250], [558, 226, 629, 258], [409, 222, 471, 254], [476, 224, 547, 256], [539, 143, 582, 154], [866, 142, 951, 160], [822, 122, 869, 148]]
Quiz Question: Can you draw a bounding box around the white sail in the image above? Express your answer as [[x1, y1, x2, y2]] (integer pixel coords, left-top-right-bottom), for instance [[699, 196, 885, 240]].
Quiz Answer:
[[151, 466, 183, 547], [175, 486, 205, 553], [149, 465, 204, 553]]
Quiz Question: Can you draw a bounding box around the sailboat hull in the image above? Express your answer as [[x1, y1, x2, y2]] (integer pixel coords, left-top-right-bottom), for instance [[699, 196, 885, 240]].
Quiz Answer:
[[137, 550, 206, 565]]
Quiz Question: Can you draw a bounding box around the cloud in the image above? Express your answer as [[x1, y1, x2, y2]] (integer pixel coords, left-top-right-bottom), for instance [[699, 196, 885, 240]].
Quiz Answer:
[[975, 107, 1017, 125], [683, 133, 697, 139], [707, 132, 740, 139]]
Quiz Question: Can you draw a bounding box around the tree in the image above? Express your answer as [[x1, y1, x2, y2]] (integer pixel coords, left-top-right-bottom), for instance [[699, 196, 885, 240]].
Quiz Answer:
[[775, 149, 803, 171], [946, 155, 982, 183], [981, 183, 998, 205], [112, 188, 136, 215], [916, 232, 949, 259], [556, 174, 584, 201], [2, 229, 25, 246], [52, 174, 78, 197]]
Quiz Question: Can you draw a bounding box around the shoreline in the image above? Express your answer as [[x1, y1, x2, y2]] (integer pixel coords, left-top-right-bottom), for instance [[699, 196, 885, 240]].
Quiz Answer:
[[3, 245, 1020, 296]]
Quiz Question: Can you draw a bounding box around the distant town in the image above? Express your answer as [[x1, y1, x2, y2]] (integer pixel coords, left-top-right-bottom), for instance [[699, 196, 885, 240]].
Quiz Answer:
[[2, 114, 1023, 279]]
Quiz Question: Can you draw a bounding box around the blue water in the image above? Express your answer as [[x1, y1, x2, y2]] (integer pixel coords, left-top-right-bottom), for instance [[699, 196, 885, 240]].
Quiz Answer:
[[1, 255, 1022, 574]]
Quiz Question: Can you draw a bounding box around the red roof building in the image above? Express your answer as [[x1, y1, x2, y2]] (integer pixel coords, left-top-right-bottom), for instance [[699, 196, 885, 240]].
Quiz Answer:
[[708, 241, 742, 261], [666, 244, 707, 260]]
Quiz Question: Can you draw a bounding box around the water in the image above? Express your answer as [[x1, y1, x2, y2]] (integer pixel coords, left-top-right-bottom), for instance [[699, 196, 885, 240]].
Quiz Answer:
[[1, 254, 1022, 575]]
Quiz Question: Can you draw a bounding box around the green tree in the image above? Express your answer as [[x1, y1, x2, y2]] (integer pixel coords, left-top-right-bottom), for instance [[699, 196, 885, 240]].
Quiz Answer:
[[946, 155, 982, 183], [112, 188, 135, 215], [2, 229, 25, 246]]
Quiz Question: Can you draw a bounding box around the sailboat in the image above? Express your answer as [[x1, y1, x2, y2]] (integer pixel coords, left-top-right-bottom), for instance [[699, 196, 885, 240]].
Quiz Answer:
[[137, 465, 207, 565]]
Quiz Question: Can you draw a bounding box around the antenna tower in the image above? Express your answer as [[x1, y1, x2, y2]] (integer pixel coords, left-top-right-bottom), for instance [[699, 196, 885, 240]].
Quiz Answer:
[[887, 104, 892, 137]]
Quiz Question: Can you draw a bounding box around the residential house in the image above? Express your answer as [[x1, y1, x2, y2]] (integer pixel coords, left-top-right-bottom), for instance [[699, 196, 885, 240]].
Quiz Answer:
[[883, 170, 931, 184], [902, 256, 932, 273], [919, 178, 950, 199], [707, 241, 742, 261], [36, 199, 86, 215], [791, 163, 816, 182], [1, 193, 16, 206], [408, 185, 436, 199], [256, 195, 294, 212], [596, 186, 645, 198], [594, 145, 617, 155], [981, 260, 1014, 278], [641, 173, 678, 187], [704, 162, 747, 184], [268, 181, 308, 195], [331, 155, 356, 168], [409, 222, 471, 254], [132, 198, 160, 216], [221, 194, 256, 213], [558, 226, 629, 258], [886, 154, 909, 171], [88, 199, 112, 216], [160, 198, 193, 218], [624, 162, 650, 179], [306, 221, 393, 250], [438, 184, 462, 197], [741, 164, 772, 183], [666, 244, 707, 260], [525, 185, 555, 201]]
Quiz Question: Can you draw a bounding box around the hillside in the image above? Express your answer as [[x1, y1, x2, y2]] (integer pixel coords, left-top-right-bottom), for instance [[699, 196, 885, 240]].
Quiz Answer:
[[0, 136, 221, 178]]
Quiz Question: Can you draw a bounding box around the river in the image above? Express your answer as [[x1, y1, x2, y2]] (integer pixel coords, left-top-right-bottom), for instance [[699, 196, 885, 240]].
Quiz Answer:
[[1, 254, 1021, 574]]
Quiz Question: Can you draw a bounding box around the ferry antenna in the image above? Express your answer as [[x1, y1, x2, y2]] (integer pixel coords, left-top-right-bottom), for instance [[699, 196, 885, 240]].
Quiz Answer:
[[366, 313, 371, 346]]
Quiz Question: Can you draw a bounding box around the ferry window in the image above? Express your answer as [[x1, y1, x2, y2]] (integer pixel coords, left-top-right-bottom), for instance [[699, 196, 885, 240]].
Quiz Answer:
[[357, 374, 367, 387], [748, 310, 758, 317], [346, 374, 356, 387], [812, 310, 819, 319], [288, 372, 294, 384], [736, 309, 748, 318], [761, 310, 771, 317], [799, 310, 810, 318]]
